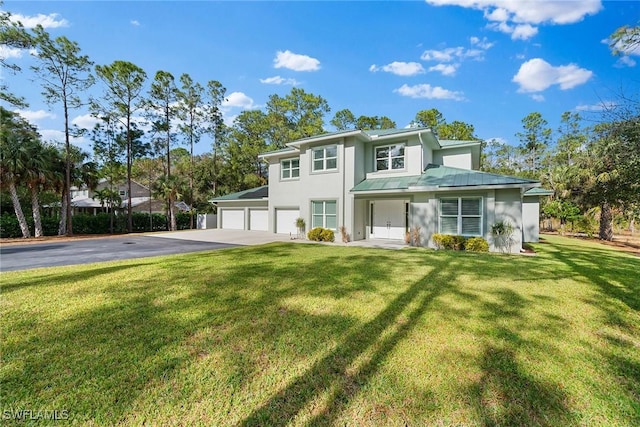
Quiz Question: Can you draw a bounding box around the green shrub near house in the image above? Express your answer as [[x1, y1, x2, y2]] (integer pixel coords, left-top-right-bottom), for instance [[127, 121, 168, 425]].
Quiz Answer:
[[464, 237, 489, 252], [307, 227, 335, 242], [432, 233, 489, 252]]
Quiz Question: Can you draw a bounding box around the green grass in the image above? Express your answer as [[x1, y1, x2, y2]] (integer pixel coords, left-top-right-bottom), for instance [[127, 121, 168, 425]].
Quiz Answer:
[[1, 235, 639, 426]]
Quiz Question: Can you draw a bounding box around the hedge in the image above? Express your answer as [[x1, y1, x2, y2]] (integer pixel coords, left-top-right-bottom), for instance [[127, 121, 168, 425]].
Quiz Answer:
[[1, 212, 192, 238]]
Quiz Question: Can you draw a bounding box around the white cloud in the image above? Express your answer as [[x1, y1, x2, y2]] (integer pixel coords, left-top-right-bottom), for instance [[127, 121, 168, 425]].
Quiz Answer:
[[575, 101, 616, 111], [512, 58, 592, 93], [39, 129, 86, 145], [0, 45, 24, 61], [426, 0, 602, 40], [421, 44, 488, 62], [72, 114, 100, 130], [222, 92, 256, 109], [394, 83, 465, 101], [470, 36, 494, 50], [10, 13, 69, 29], [259, 76, 300, 85], [130, 20, 140, 26], [273, 50, 320, 72], [13, 109, 56, 123], [369, 61, 425, 76], [531, 94, 545, 102], [428, 63, 458, 76], [615, 56, 637, 68]]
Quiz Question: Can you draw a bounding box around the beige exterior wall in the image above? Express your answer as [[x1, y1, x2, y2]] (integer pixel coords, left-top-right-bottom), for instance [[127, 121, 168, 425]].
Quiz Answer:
[[433, 147, 473, 169]]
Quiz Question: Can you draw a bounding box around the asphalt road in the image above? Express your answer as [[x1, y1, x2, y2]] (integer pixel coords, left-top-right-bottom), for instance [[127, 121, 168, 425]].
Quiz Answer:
[[0, 235, 238, 272]]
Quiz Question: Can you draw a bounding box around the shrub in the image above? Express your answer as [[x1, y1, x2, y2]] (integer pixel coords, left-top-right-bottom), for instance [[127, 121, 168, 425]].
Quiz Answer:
[[307, 227, 335, 242], [464, 237, 489, 252], [320, 228, 335, 242], [307, 227, 324, 241], [432, 233, 466, 250]]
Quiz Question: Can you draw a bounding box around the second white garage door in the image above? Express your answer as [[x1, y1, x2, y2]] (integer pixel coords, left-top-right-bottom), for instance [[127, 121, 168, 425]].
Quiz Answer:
[[249, 209, 268, 231], [275, 209, 299, 234], [221, 209, 245, 230]]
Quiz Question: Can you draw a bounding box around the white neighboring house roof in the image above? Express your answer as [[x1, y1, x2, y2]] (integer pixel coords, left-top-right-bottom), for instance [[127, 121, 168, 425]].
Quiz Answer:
[[71, 196, 152, 209]]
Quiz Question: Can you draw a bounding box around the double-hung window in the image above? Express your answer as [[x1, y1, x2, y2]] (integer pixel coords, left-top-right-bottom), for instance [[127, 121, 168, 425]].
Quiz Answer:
[[375, 143, 405, 171], [440, 197, 482, 236], [312, 145, 337, 172], [312, 200, 337, 229], [281, 158, 299, 180]]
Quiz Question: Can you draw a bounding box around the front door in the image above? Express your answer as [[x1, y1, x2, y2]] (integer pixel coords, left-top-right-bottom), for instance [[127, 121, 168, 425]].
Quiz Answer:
[[371, 200, 406, 240]]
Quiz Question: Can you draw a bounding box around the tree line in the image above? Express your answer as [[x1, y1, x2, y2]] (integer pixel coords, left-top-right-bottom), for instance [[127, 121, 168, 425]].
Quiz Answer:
[[1, 7, 638, 241]]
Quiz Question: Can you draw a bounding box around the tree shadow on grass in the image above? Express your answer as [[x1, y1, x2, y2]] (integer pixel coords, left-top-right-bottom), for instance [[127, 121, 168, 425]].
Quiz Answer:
[[238, 258, 455, 426], [466, 289, 575, 426], [2, 243, 418, 424], [0, 262, 155, 294], [542, 239, 640, 425]]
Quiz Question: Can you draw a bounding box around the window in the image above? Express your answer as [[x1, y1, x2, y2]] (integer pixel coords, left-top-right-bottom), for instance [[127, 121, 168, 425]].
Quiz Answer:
[[312, 200, 337, 229], [119, 190, 127, 197], [281, 158, 300, 180], [440, 197, 482, 236], [312, 145, 337, 172], [375, 143, 405, 171]]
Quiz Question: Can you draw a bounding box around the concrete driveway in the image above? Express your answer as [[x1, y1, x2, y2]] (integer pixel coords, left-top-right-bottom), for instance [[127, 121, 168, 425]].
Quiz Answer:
[[0, 230, 292, 272]]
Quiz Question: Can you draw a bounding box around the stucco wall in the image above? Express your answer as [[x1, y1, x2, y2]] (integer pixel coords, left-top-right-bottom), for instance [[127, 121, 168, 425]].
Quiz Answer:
[[433, 147, 472, 169], [522, 196, 540, 243], [493, 188, 523, 253]]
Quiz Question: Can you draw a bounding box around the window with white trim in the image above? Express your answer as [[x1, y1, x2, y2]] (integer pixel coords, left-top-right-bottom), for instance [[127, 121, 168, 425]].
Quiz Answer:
[[375, 143, 405, 171], [281, 158, 300, 180], [312, 200, 337, 229], [440, 197, 482, 236], [312, 145, 337, 172]]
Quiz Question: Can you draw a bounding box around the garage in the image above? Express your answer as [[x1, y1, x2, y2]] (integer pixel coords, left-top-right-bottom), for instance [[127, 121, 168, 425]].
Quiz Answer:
[[275, 209, 299, 234], [249, 209, 268, 231], [221, 209, 245, 230]]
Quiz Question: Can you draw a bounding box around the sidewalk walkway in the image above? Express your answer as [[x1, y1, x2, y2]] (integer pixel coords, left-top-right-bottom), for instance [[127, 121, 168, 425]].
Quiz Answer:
[[153, 229, 408, 250]]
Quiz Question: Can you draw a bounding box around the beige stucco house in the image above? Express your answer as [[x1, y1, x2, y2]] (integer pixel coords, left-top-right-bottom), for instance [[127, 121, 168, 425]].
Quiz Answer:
[[212, 128, 551, 252]]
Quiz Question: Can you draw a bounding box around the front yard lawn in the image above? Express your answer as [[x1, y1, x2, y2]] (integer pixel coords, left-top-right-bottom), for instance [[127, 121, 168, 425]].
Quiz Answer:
[[1, 235, 639, 425]]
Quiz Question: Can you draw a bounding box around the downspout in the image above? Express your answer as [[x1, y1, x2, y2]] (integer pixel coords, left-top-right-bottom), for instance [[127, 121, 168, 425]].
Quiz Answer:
[[519, 187, 525, 253], [418, 131, 425, 172], [342, 138, 346, 230]]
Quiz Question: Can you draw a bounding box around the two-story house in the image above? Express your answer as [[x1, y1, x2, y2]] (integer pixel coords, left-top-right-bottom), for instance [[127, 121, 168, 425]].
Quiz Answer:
[[212, 128, 551, 252], [70, 179, 165, 215]]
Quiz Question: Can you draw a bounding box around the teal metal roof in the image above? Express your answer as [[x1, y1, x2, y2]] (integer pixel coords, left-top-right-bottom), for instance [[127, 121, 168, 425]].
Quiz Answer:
[[351, 164, 538, 193], [524, 187, 554, 196], [351, 175, 421, 192], [210, 185, 268, 202], [414, 164, 537, 188]]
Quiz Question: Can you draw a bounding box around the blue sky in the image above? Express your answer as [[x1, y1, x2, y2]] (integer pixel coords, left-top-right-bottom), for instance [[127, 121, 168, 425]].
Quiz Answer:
[[2, 1, 638, 156]]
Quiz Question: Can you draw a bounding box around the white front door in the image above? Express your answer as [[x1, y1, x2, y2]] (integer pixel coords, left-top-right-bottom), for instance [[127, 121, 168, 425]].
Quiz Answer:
[[371, 200, 406, 240]]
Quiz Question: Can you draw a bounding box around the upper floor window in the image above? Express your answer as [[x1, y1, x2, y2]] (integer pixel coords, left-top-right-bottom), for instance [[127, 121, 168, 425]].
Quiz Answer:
[[281, 158, 300, 180], [440, 197, 482, 236], [312, 145, 337, 172], [375, 143, 405, 171]]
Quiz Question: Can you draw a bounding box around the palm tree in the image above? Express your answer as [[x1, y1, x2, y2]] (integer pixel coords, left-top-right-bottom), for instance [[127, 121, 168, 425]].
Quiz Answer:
[[0, 107, 33, 238], [153, 174, 184, 231], [23, 139, 53, 237]]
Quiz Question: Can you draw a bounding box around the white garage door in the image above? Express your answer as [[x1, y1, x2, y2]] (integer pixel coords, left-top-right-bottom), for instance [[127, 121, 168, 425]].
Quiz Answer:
[[276, 209, 299, 234], [249, 209, 268, 231], [221, 209, 245, 230]]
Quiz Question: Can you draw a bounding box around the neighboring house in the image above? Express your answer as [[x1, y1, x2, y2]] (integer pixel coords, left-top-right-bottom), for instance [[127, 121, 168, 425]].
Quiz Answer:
[[70, 179, 165, 215], [212, 128, 552, 253]]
